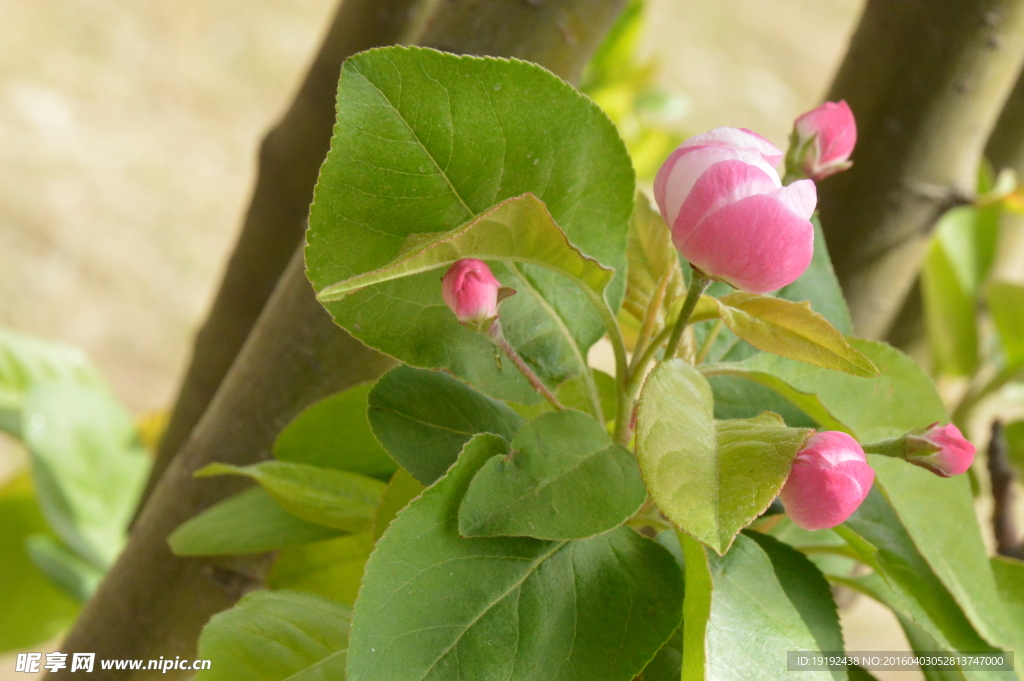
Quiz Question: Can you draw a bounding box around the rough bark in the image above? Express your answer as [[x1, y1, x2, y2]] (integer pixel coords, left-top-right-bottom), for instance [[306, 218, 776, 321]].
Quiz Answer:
[[51, 1, 627, 676], [987, 420, 1024, 558], [137, 0, 424, 515], [818, 0, 1024, 339]]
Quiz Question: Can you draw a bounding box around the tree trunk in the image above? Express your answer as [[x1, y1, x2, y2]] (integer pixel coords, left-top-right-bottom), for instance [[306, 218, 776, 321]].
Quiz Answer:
[[137, 0, 425, 516], [987, 66, 1024, 284], [818, 0, 1024, 339], [51, 1, 627, 677]]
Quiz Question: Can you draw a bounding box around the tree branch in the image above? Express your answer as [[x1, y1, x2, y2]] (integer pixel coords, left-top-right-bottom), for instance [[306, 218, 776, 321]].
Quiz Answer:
[[986, 420, 1024, 558], [52, 1, 628, 675], [136, 0, 425, 518], [818, 0, 1024, 339]]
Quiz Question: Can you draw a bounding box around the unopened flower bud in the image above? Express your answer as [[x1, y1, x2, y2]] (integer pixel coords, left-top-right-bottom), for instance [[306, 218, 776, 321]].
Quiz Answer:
[[653, 127, 816, 294], [787, 100, 856, 182], [863, 423, 975, 478], [779, 431, 874, 531], [441, 259, 503, 331]]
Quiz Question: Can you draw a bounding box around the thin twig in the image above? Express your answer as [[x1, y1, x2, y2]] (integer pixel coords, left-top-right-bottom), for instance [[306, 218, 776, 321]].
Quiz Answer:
[[987, 420, 1024, 559], [490, 324, 564, 410]]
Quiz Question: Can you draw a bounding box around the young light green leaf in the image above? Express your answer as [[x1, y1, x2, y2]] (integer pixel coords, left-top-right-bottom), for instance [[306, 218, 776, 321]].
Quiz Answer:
[[712, 292, 877, 377], [703, 339, 947, 443], [367, 364, 524, 485], [458, 409, 646, 540], [0, 474, 78, 653], [194, 461, 385, 532], [274, 383, 397, 481], [623, 191, 685, 329], [269, 533, 374, 607], [745, 531, 846, 681], [987, 281, 1024, 369], [23, 383, 150, 568], [0, 327, 105, 437], [317, 193, 613, 303], [196, 590, 351, 681], [870, 455, 1017, 651], [168, 487, 342, 556], [923, 237, 979, 376], [679, 532, 834, 681], [635, 359, 812, 553], [372, 467, 425, 542], [307, 46, 634, 404], [347, 433, 684, 681]]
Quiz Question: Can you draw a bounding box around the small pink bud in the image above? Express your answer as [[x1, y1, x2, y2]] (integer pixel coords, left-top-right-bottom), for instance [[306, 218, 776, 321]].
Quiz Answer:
[[441, 259, 501, 329], [653, 127, 816, 294], [779, 431, 874, 531], [790, 100, 857, 182], [862, 423, 975, 477]]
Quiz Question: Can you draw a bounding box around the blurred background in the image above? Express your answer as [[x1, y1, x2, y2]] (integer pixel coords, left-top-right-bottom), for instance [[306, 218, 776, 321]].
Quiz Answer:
[[0, 0, 1010, 678]]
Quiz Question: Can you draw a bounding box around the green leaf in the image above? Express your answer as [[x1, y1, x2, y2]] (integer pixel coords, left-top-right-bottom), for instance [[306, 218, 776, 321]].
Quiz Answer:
[[372, 467, 425, 542], [458, 409, 646, 540], [679, 532, 833, 681], [0, 327, 105, 437], [196, 590, 351, 681], [623, 190, 684, 330], [745, 531, 847, 681], [870, 455, 1016, 650], [194, 462, 385, 533], [306, 46, 634, 403], [168, 487, 342, 556], [0, 473, 78, 653], [23, 383, 150, 568], [24, 534, 103, 602], [707, 373, 818, 428], [777, 217, 853, 335], [636, 359, 811, 553], [367, 364, 524, 485], [991, 557, 1024, 652], [703, 339, 947, 442], [269, 533, 374, 607], [923, 236, 979, 376], [987, 282, 1024, 369], [839, 487, 999, 656], [638, 628, 683, 681], [317, 193, 613, 304], [274, 383, 397, 481], [347, 433, 684, 681], [711, 292, 877, 377]]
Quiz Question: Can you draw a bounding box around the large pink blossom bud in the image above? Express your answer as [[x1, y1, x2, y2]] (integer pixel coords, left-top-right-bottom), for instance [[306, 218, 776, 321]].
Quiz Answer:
[[790, 100, 857, 181], [441, 259, 501, 329], [653, 127, 817, 294], [779, 431, 875, 531], [863, 423, 975, 478]]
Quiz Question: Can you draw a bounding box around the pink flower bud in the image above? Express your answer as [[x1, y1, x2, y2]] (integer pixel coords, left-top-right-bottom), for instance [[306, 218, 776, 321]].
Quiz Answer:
[[907, 423, 975, 477], [653, 127, 816, 294], [861, 422, 975, 477], [441, 259, 501, 328], [779, 431, 874, 531], [791, 100, 857, 181]]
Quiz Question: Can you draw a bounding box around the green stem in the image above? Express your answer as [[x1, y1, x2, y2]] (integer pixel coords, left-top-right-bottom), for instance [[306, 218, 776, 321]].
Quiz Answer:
[[489, 323, 564, 410], [664, 269, 711, 360]]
